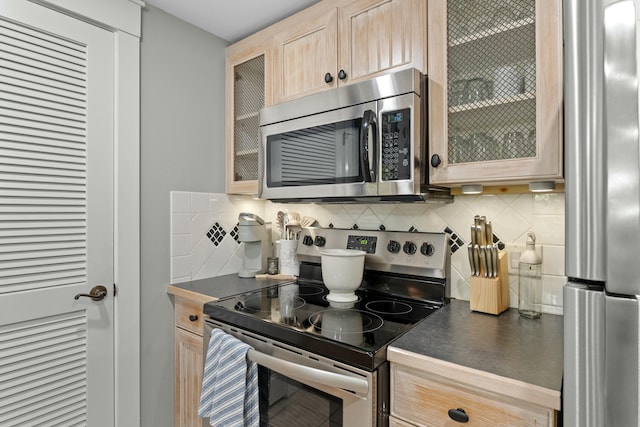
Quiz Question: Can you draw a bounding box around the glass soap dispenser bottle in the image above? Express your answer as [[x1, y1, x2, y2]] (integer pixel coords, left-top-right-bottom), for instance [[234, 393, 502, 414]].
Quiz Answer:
[[518, 231, 542, 319]]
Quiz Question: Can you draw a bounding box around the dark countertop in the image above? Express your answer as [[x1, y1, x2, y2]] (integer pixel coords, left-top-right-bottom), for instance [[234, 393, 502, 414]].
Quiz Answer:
[[389, 299, 563, 393], [167, 273, 289, 303]]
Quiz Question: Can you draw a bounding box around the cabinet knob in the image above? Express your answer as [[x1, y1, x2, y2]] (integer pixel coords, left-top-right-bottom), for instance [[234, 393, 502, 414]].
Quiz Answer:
[[338, 69, 347, 80], [324, 72, 333, 83], [431, 154, 442, 167], [447, 408, 469, 423], [188, 314, 198, 322]]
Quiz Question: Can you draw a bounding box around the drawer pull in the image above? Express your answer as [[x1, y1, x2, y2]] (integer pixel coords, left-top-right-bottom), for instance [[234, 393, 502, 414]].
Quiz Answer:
[[188, 315, 199, 322], [447, 408, 469, 423]]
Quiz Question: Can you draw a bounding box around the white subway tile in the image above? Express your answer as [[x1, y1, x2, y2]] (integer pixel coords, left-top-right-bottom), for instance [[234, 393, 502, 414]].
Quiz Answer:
[[170, 191, 190, 213], [541, 245, 565, 276], [171, 213, 190, 235], [355, 208, 381, 231], [493, 207, 531, 242], [171, 256, 191, 280], [171, 234, 190, 257], [191, 213, 215, 249], [463, 194, 509, 219], [542, 275, 566, 306], [191, 192, 210, 213], [532, 214, 565, 245], [510, 194, 534, 224], [431, 201, 476, 240], [533, 193, 565, 215], [190, 237, 215, 277]]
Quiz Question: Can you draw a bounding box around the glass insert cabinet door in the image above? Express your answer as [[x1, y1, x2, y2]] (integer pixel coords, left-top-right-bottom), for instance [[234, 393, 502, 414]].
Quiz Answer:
[[448, 0, 536, 164], [427, 0, 563, 186]]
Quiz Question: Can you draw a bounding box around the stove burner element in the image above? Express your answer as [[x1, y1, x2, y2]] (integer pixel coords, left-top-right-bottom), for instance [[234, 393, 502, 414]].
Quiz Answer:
[[309, 308, 383, 338], [297, 284, 325, 296], [234, 294, 305, 314], [365, 300, 413, 315]]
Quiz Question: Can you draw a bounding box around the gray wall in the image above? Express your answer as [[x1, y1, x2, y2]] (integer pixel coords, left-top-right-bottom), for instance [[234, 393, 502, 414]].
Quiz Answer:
[[140, 6, 228, 425]]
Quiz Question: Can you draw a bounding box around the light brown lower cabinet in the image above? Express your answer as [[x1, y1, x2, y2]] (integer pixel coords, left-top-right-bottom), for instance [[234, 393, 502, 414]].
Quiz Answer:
[[173, 296, 207, 427], [390, 415, 417, 427], [390, 363, 557, 427]]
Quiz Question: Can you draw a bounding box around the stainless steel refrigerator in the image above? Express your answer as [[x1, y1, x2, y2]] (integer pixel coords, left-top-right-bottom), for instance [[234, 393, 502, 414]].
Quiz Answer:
[[565, 0, 640, 425]]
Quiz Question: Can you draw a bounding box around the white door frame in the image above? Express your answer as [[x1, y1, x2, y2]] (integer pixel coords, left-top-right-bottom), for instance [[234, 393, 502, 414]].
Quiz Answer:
[[31, 0, 143, 424]]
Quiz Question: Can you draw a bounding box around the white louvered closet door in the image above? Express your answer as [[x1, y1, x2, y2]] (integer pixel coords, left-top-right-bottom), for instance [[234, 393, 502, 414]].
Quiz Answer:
[[0, 2, 115, 426]]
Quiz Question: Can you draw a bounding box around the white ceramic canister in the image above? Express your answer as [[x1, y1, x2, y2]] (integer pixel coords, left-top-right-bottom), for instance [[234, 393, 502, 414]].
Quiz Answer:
[[277, 239, 299, 276], [319, 249, 366, 302]]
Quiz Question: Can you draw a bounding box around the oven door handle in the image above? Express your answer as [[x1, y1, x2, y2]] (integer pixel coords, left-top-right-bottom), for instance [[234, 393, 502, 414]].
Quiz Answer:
[[247, 348, 370, 396]]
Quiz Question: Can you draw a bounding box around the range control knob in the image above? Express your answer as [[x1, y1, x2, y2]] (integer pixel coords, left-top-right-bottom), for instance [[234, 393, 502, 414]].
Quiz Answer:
[[420, 242, 435, 256], [403, 241, 417, 255], [387, 240, 401, 253], [314, 236, 326, 247], [302, 235, 314, 246]]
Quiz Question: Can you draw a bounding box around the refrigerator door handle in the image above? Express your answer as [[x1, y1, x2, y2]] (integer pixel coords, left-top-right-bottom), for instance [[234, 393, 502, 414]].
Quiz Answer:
[[604, 0, 640, 294]]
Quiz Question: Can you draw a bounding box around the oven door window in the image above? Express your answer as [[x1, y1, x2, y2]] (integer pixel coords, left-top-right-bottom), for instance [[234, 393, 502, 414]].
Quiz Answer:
[[266, 119, 364, 188], [259, 367, 343, 427]]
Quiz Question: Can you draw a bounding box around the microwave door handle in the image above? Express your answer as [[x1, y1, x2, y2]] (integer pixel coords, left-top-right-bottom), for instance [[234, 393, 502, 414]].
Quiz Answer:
[[360, 110, 377, 182]]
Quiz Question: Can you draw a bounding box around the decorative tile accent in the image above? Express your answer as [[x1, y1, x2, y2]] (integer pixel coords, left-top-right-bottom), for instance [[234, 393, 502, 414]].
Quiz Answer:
[[207, 222, 227, 246], [230, 223, 240, 243], [444, 226, 465, 254]]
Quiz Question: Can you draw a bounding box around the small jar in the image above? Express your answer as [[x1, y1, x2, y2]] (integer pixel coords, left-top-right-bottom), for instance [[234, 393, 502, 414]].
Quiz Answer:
[[267, 257, 279, 275]]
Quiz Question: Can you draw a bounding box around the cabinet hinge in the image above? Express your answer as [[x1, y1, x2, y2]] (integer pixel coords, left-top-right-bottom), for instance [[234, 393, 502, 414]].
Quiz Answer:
[[113, 283, 117, 297]]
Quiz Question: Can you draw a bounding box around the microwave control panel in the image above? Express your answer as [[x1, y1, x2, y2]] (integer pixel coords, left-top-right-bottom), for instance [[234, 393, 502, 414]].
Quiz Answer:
[[381, 108, 411, 181]]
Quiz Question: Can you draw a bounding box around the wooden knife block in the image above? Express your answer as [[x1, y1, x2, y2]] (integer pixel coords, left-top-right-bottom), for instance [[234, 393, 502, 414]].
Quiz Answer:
[[469, 251, 510, 315]]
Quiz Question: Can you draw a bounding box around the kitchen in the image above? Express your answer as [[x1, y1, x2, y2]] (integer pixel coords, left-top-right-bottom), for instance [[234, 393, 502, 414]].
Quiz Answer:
[[162, 0, 565, 425], [0, 0, 622, 426]]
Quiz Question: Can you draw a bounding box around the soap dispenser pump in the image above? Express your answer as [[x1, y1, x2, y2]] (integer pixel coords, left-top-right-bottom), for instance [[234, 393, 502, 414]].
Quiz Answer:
[[518, 231, 542, 319]]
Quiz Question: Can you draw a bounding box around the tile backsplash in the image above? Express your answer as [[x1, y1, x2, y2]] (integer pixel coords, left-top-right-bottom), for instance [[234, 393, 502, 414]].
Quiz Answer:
[[170, 191, 565, 315]]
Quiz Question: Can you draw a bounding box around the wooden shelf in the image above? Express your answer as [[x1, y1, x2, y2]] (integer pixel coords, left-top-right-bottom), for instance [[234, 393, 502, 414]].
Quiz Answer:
[[449, 16, 535, 47], [449, 92, 535, 114]]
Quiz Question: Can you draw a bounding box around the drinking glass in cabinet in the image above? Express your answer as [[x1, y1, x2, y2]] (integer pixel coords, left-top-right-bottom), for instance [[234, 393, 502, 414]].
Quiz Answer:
[[449, 80, 468, 107], [470, 132, 493, 161], [466, 78, 489, 104], [502, 131, 525, 158], [449, 132, 468, 163]]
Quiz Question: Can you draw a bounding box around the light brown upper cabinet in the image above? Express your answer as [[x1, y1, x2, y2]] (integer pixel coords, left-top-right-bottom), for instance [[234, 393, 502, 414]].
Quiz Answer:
[[225, 38, 272, 195], [272, 0, 427, 104], [427, 0, 563, 187]]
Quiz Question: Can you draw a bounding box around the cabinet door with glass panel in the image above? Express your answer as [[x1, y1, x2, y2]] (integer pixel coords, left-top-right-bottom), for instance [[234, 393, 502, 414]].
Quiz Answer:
[[427, 0, 562, 186], [226, 39, 272, 194]]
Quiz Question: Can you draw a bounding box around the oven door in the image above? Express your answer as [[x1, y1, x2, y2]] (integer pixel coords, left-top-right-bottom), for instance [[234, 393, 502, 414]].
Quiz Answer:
[[259, 102, 378, 201], [204, 320, 383, 427]]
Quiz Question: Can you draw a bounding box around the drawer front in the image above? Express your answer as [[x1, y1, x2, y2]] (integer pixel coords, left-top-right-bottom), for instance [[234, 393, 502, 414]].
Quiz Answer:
[[175, 297, 204, 336], [390, 415, 417, 427], [391, 364, 554, 427]]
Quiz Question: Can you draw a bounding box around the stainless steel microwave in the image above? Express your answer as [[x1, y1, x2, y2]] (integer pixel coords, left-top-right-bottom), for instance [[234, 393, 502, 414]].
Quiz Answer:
[[258, 68, 451, 203]]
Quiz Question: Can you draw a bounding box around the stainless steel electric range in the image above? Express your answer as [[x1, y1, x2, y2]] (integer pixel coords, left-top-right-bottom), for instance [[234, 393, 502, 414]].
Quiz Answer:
[[203, 228, 450, 427]]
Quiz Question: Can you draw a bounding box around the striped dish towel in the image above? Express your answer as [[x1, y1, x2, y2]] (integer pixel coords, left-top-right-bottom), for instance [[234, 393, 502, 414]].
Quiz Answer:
[[199, 328, 259, 427]]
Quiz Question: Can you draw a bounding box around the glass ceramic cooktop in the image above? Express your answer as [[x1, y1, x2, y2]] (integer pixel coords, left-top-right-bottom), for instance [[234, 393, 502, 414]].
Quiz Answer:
[[204, 281, 441, 370]]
